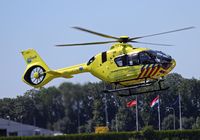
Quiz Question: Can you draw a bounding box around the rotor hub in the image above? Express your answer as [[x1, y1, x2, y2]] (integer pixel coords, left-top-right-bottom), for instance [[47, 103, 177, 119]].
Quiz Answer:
[[33, 72, 40, 79], [119, 36, 129, 43]]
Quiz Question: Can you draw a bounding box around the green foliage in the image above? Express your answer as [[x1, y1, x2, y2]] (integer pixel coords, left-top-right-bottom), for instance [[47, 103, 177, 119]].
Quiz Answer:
[[182, 117, 195, 129], [192, 117, 200, 129], [1, 130, 200, 140], [162, 114, 178, 130], [0, 73, 200, 134], [142, 125, 155, 140], [156, 129, 200, 140]]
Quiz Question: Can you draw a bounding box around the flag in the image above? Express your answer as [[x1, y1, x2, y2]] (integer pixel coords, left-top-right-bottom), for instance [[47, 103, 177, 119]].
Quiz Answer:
[[150, 95, 159, 108], [127, 99, 137, 108], [166, 96, 178, 107]]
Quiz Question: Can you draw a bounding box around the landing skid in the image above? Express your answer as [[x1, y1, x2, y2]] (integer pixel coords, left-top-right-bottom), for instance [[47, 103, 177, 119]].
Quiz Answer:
[[103, 79, 169, 97]]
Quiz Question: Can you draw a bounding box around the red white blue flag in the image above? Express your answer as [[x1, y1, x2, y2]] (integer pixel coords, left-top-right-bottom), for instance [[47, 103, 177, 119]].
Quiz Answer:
[[150, 95, 159, 108], [127, 99, 137, 108]]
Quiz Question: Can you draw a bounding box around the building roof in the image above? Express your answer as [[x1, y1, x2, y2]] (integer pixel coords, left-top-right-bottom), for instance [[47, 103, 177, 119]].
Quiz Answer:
[[0, 118, 60, 136]]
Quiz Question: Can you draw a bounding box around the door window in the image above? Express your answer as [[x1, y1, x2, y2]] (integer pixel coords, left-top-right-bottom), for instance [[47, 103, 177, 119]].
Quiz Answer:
[[139, 52, 155, 64]]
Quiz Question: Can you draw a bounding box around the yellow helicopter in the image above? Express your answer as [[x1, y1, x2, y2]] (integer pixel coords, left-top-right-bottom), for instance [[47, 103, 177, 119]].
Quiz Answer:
[[21, 26, 194, 96]]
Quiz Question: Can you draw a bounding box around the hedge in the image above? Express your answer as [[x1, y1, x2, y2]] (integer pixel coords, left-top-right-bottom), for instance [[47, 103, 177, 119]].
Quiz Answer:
[[1, 129, 200, 140]]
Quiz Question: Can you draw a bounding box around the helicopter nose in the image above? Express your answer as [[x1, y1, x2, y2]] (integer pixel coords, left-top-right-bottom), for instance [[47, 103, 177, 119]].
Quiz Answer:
[[160, 58, 176, 75], [171, 59, 176, 69], [168, 59, 176, 72]]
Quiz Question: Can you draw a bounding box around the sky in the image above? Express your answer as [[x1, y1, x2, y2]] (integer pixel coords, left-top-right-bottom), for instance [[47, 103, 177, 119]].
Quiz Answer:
[[0, 0, 199, 98]]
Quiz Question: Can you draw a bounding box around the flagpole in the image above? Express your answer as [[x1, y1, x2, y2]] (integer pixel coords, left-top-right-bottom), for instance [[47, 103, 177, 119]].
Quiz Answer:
[[126, 96, 138, 131], [104, 93, 109, 127], [158, 95, 161, 131], [136, 95, 139, 131], [115, 114, 118, 132], [179, 92, 182, 130]]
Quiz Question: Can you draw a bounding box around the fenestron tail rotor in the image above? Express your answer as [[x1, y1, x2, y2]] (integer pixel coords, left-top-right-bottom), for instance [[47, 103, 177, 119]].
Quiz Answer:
[[30, 66, 45, 85], [56, 26, 195, 47], [24, 65, 46, 85]]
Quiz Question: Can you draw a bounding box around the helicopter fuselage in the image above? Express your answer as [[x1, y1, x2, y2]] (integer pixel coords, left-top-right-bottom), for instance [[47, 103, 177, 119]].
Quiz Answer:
[[21, 43, 176, 88], [87, 43, 176, 86], [21, 26, 193, 89]]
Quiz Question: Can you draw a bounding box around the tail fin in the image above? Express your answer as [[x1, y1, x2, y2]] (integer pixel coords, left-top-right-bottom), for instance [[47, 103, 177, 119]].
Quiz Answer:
[[21, 49, 55, 88]]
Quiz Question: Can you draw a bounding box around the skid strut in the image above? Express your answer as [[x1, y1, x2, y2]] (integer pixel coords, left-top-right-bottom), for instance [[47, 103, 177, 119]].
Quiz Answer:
[[103, 79, 169, 97]]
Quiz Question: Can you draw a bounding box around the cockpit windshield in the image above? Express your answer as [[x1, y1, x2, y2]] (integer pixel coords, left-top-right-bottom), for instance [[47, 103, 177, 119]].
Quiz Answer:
[[147, 50, 172, 63], [114, 50, 172, 67]]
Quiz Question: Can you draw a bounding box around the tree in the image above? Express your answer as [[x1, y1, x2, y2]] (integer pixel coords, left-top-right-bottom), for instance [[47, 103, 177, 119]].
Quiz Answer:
[[0, 73, 200, 133], [192, 117, 200, 129], [162, 114, 178, 130], [182, 117, 195, 129]]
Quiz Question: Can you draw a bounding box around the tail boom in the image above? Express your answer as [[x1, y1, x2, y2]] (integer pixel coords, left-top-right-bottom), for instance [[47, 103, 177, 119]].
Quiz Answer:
[[21, 49, 90, 88]]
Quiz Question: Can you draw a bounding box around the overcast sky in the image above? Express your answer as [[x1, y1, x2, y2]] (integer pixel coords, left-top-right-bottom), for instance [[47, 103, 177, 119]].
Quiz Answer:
[[0, 0, 199, 98]]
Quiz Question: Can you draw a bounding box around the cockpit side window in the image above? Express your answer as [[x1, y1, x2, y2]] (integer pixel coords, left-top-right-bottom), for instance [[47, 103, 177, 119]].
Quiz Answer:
[[115, 54, 139, 67], [87, 56, 95, 65], [115, 57, 123, 67], [128, 53, 139, 66], [114, 55, 127, 67], [139, 52, 155, 64]]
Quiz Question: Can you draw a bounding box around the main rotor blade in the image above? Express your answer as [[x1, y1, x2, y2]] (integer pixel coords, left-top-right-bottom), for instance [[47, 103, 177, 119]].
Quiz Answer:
[[56, 41, 117, 47], [131, 41, 173, 46], [129, 26, 195, 40], [72, 26, 119, 40]]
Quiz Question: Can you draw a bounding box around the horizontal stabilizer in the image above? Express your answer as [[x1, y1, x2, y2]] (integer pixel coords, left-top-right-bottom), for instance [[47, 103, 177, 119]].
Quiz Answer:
[[46, 70, 73, 78]]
